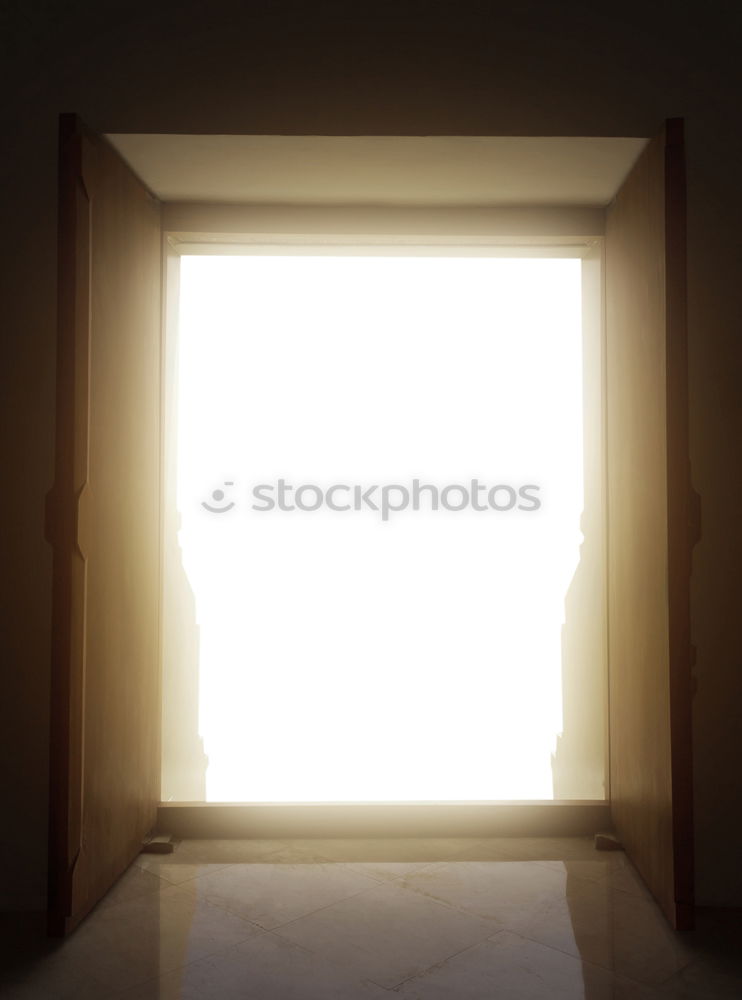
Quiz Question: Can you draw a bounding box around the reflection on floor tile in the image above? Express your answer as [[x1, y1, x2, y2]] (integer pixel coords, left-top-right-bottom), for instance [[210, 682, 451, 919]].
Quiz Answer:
[[459, 836, 601, 862], [0, 884, 260, 999], [396, 931, 616, 999], [399, 858, 572, 926], [97, 865, 169, 910], [143, 838, 295, 864], [399, 931, 676, 998], [116, 931, 389, 999], [283, 837, 485, 863], [275, 878, 496, 988], [177, 861, 379, 929], [3, 838, 740, 1000], [280, 836, 479, 883], [516, 873, 692, 985]]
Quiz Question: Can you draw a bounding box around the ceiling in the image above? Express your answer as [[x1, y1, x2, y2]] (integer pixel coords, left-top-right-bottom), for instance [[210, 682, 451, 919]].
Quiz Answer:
[[106, 135, 647, 208]]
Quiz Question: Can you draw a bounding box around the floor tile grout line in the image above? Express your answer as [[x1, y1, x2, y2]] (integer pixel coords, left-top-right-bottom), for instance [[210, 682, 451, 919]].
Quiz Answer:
[[264, 876, 429, 935], [266, 881, 502, 989], [361, 861, 692, 989], [88, 872, 219, 920], [332, 857, 452, 885], [258, 928, 401, 993], [381, 873, 505, 924], [256, 866, 487, 939], [106, 922, 376, 999], [386, 929, 511, 993], [190, 866, 390, 932], [504, 922, 692, 988], [97, 914, 269, 1000], [55, 842, 706, 998], [94, 875, 173, 912], [140, 861, 236, 887]]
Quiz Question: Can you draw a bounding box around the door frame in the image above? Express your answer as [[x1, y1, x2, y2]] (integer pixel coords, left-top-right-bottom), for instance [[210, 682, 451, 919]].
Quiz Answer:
[[159, 221, 609, 816]]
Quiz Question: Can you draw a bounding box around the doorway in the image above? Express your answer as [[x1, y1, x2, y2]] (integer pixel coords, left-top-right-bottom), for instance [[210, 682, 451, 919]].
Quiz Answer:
[[49, 119, 692, 932], [161, 244, 606, 804]]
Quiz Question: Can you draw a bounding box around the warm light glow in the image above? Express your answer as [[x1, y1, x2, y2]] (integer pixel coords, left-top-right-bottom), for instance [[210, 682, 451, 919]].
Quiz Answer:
[[173, 252, 584, 801]]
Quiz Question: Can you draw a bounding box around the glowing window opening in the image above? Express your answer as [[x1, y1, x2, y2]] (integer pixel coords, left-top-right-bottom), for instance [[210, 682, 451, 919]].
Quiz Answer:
[[166, 249, 601, 803]]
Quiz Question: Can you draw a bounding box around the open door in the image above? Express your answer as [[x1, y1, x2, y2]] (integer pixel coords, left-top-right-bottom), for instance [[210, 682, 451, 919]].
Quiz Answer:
[[606, 119, 697, 929], [46, 115, 162, 934]]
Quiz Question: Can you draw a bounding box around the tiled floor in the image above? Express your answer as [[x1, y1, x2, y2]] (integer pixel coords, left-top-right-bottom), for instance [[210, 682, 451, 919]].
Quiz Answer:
[[1, 837, 741, 998]]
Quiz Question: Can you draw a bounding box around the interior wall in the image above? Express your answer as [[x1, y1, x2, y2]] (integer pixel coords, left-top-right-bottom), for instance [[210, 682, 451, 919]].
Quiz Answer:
[[2, 0, 740, 908]]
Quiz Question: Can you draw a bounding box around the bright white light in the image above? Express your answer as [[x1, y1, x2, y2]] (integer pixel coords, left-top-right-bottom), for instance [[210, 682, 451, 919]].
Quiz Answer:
[[174, 253, 584, 801]]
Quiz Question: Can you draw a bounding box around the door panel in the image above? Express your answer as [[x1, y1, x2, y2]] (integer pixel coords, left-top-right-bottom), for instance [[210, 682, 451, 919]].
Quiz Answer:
[[605, 119, 695, 929], [47, 114, 162, 934]]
